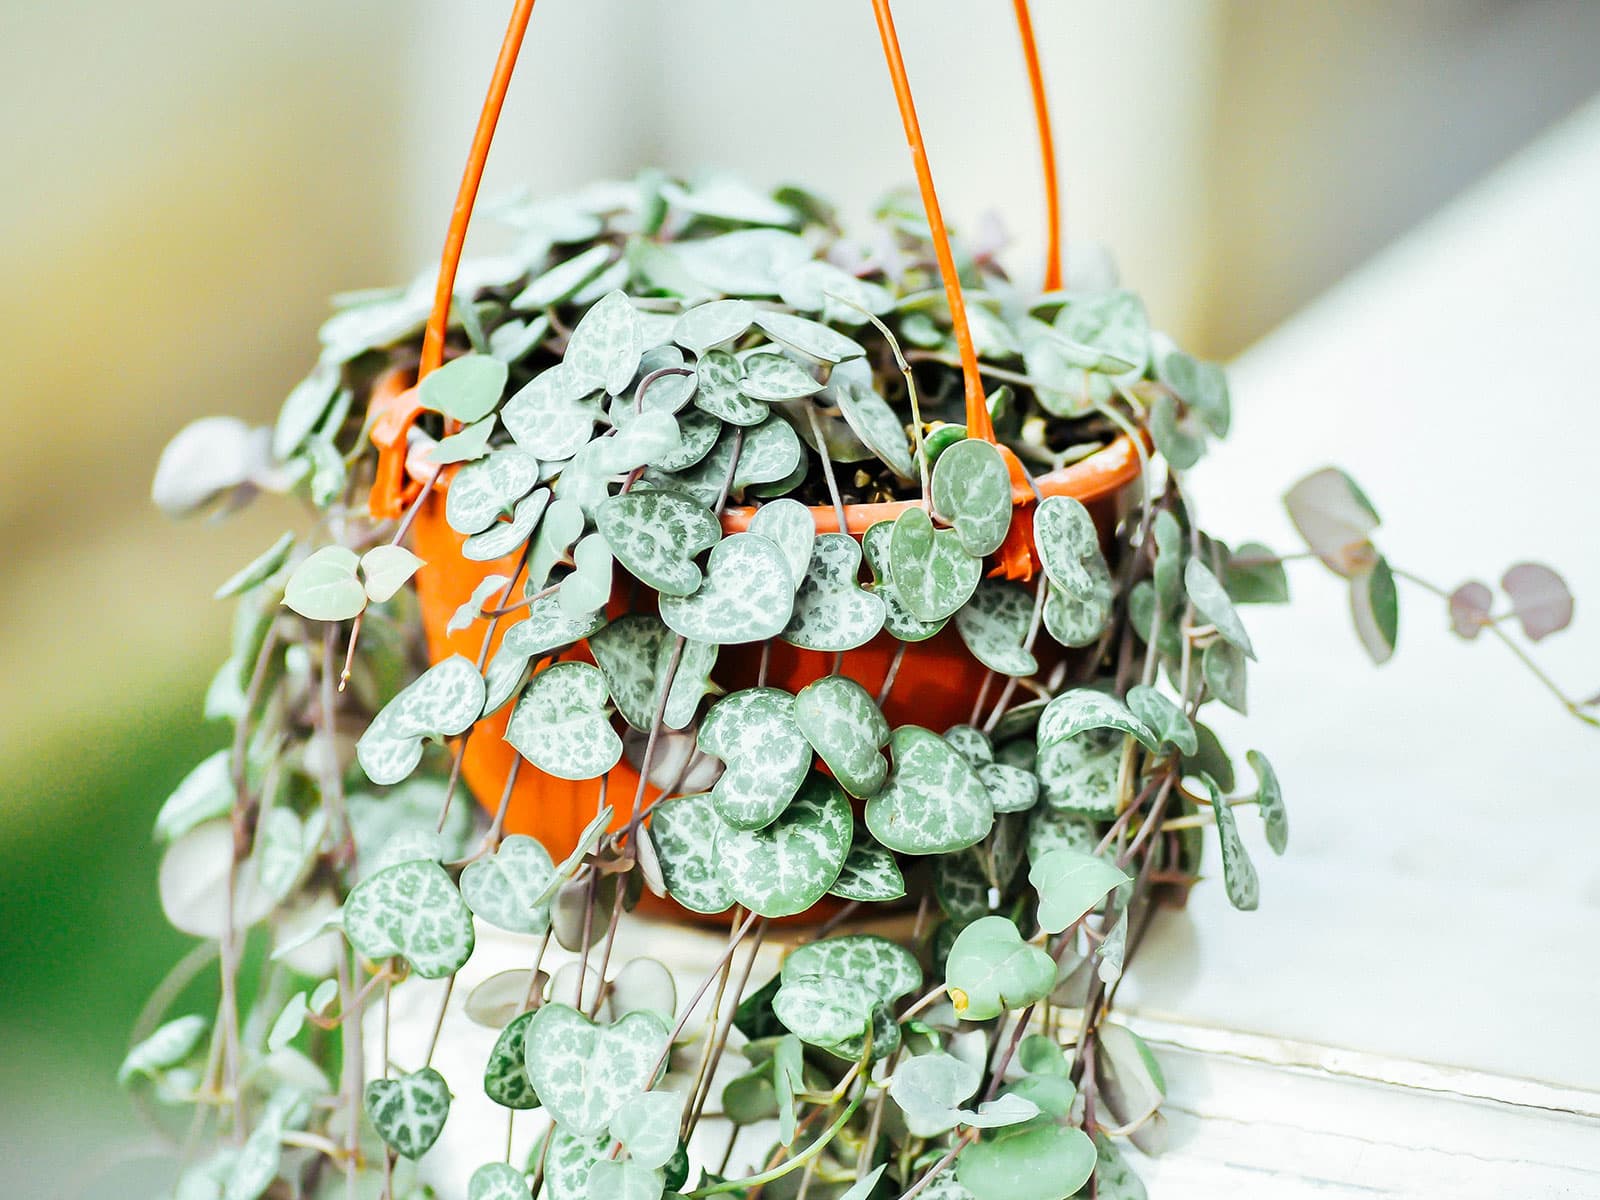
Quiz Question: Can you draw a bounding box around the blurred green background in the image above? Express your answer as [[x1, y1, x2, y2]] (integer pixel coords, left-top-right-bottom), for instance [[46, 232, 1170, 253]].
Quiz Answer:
[[4, 1, 1598, 1195]]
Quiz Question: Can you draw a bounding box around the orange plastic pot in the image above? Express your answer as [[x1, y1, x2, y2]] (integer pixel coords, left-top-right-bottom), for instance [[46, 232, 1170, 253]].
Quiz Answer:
[[400, 437, 1141, 865]]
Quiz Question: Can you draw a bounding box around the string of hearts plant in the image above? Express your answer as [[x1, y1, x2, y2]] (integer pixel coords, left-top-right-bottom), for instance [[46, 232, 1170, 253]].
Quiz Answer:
[[135, 5, 1596, 1200]]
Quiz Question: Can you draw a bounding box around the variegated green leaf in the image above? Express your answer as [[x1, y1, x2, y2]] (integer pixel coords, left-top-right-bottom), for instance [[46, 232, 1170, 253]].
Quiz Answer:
[[631, 345, 697, 414], [608, 1089, 683, 1171], [658, 532, 794, 644], [512, 244, 612, 310], [118, 1015, 207, 1085], [779, 259, 894, 325], [781, 934, 922, 1006], [831, 360, 914, 480], [483, 1009, 540, 1110], [501, 364, 602, 461], [943, 724, 993, 766], [782, 533, 886, 651], [504, 662, 622, 780], [829, 839, 906, 901], [772, 973, 875, 1051], [931, 438, 1014, 557], [978, 762, 1039, 814], [648, 406, 720, 472], [748, 498, 816, 587], [589, 615, 716, 732], [717, 774, 852, 917], [794, 675, 890, 798], [343, 859, 474, 978], [673, 298, 756, 354], [954, 581, 1039, 677], [565, 291, 642, 395], [558, 534, 613, 617], [1203, 639, 1248, 714], [364, 1067, 451, 1159], [460, 835, 557, 935], [1203, 774, 1258, 910], [596, 410, 683, 474], [1248, 749, 1288, 855], [864, 519, 947, 640], [755, 310, 865, 364], [1036, 726, 1120, 817], [866, 726, 994, 854], [646, 792, 733, 914], [356, 655, 486, 786], [1185, 559, 1256, 659], [462, 489, 548, 563], [523, 1003, 668, 1136], [698, 688, 812, 830], [1125, 685, 1197, 755], [1034, 495, 1112, 647], [888, 507, 981, 623], [1037, 689, 1159, 753], [1053, 290, 1150, 376], [596, 490, 720, 596], [695, 349, 767, 425], [468, 1162, 533, 1200], [1026, 806, 1098, 864], [739, 351, 821, 402], [528, 495, 586, 592], [446, 447, 541, 535]]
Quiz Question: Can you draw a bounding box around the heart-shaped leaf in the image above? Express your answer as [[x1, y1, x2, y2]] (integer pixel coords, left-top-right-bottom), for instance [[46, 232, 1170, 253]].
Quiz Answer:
[[364, 1067, 451, 1159], [1202, 639, 1248, 715], [772, 973, 876, 1051], [484, 1009, 540, 1110], [523, 1003, 669, 1136], [529, 495, 586, 592], [596, 490, 720, 596], [781, 934, 922, 1006], [446, 447, 542, 535], [779, 259, 893, 323], [1125, 685, 1197, 754], [794, 675, 890, 798], [673, 298, 756, 354], [284, 546, 366, 621], [932, 439, 1014, 557], [589, 615, 716, 732], [658, 532, 794, 644], [1029, 848, 1129, 934], [696, 349, 767, 425], [717, 773, 852, 917], [955, 582, 1039, 677], [1026, 806, 1098, 865], [661, 417, 802, 505], [956, 1123, 1097, 1200], [748, 498, 816, 587], [357, 655, 486, 785], [829, 839, 906, 901], [1091, 1133, 1147, 1200], [1037, 690, 1158, 754], [1351, 555, 1399, 665], [565, 291, 643, 395], [782, 533, 886, 651], [943, 724, 993, 766], [360, 545, 425, 603], [888, 507, 981, 623], [542, 1128, 612, 1200], [890, 1052, 1039, 1138], [1284, 466, 1381, 577], [755, 310, 865, 364], [460, 835, 557, 935], [979, 762, 1040, 814], [864, 520, 947, 641], [631, 346, 697, 415], [608, 1090, 683, 1170], [418, 352, 508, 423], [1034, 496, 1112, 647], [1202, 774, 1258, 910], [462, 489, 549, 563], [1053, 290, 1150, 375], [1185, 559, 1256, 659], [504, 662, 622, 780], [468, 1162, 533, 1200], [830, 360, 914, 480], [1502, 562, 1573, 641], [944, 916, 1055, 1021], [1248, 749, 1287, 855], [645, 792, 733, 914], [118, 1015, 207, 1085], [648, 407, 720, 473], [502, 363, 603, 461], [698, 688, 812, 830], [1035, 726, 1120, 817], [1095, 1021, 1167, 1134], [866, 726, 994, 855], [558, 534, 614, 617], [343, 859, 474, 978]]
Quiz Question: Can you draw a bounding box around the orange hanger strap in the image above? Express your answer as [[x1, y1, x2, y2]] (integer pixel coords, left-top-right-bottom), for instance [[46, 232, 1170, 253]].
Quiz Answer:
[[1012, 0, 1062, 292], [868, 0, 991, 443], [418, 0, 539, 380], [368, 368, 425, 519]]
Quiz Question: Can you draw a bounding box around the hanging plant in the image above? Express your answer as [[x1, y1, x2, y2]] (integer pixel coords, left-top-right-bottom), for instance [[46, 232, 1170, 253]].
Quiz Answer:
[[138, 3, 1594, 1199]]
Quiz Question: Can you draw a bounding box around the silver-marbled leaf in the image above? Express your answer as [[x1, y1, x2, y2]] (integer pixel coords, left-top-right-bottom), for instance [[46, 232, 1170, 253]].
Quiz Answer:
[[460, 835, 557, 935], [446, 446, 542, 535], [504, 662, 622, 780], [673, 298, 756, 354], [748, 498, 816, 587], [696, 349, 768, 425], [698, 688, 812, 830], [888, 507, 981, 623], [755, 310, 866, 364], [646, 792, 733, 914], [793, 675, 890, 798], [781, 934, 922, 1006], [364, 1067, 451, 1159], [864, 519, 947, 640], [483, 1010, 540, 1110], [866, 726, 994, 855], [357, 655, 486, 786], [932, 439, 1013, 557], [564, 291, 643, 395], [596, 490, 720, 596], [782, 533, 886, 651], [344, 860, 474, 978], [658, 532, 794, 644], [523, 1003, 668, 1136], [828, 840, 906, 902], [954, 582, 1039, 677], [501, 363, 603, 461], [717, 774, 852, 918]]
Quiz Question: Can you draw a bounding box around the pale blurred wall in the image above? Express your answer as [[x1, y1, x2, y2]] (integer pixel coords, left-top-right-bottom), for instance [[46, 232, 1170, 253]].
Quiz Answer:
[[0, 1, 414, 773]]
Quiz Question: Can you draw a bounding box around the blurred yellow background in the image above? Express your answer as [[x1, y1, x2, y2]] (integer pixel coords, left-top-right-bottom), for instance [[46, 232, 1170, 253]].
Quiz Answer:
[[2, 1, 1597, 1194]]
